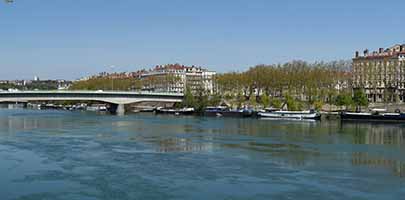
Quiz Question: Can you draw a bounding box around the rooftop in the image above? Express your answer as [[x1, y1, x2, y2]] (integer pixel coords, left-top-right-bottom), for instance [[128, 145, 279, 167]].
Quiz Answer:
[[354, 44, 405, 60]]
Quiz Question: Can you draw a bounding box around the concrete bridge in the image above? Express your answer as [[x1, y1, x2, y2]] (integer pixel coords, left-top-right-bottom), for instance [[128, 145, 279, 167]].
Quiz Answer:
[[0, 90, 184, 115]]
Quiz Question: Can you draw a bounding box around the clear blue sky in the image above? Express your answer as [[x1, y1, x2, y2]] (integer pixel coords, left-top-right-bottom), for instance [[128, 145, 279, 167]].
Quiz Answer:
[[0, 0, 404, 80]]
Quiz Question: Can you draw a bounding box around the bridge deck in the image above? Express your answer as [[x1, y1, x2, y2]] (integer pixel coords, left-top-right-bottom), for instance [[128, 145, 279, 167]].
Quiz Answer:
[[0, 90, 184, 104]]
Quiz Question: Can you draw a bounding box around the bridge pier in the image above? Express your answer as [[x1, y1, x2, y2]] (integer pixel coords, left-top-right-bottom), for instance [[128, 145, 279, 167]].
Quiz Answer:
[[116, 104, 125, 116], [108, 103, 126, 115]]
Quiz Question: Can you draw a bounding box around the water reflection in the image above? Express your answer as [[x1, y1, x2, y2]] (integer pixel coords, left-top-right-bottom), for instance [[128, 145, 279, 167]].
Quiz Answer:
[[352, 152, 405, 178], [155, 138, 214, 153], [0, 111, 65, 134], [0, 110, 405, 180], [341, 122, 405, 177], [341, 122, 405, 146]]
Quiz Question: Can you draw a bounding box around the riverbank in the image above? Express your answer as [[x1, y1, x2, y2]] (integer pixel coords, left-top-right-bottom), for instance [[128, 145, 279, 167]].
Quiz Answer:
[[8, 103, 405, 124]]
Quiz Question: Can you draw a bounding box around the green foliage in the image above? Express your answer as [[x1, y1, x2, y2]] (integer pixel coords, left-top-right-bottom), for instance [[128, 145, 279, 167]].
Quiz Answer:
[[0, 81, 59, 91], [313, 100, 324, 111], [270, 98, 282, 108], [224, 94, 233, 101], [215, 60, 351, 108], [335, 93, 353, 107], [0, 83, 20, 90], [236, 93, 245, 108], [353, 89, 368, 107], [260, 94, 270, 107], [197, 95, 209, 112], [249, 95, 257, 107], [182, 87, 195, 108], [194, 88, 209, 112], [208, 94, 222, 107], [70, 78, 142, 91], [27, 82, 58, 90], [285, 95, 302, 111], [181, 86, 212, 111]]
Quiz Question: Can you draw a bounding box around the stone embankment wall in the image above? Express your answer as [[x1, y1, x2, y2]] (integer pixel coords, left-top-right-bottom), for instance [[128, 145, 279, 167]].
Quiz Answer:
[[368, 103, 405, 112]]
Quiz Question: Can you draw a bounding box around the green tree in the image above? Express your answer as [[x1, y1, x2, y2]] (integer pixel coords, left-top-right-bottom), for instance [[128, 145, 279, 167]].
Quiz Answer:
[[182, 87, 195, 108], [285, 95, 301, 111], [214, 60, 351, 109], [270, 98, 282, 109], [0, 83, 21, 90], [353, 89, 368, 111], [235, 92, 245, 108], [208, 93, 222, 106], [335, 93, 353, 108], [313, 100, 324, 111], [260, 94, 270, 108], [249, 95, 257, 107], [194, 88, 209, 112], [197, 95, 209, 112], [70, 77, 140, 91]]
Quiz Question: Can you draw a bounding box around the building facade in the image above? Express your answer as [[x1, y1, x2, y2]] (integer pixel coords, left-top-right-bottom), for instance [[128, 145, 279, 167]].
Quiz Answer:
[[78, 64, 216, 94], [140, 64, 216, 94], [352, 44, 405, 103]]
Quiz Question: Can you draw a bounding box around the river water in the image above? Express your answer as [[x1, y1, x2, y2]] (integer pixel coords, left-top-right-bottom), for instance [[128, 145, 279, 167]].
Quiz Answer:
[[0, 109, 404, 200]]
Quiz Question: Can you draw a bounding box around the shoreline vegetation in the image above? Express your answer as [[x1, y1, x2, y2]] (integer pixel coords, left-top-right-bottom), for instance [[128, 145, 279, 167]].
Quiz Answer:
[[69, 60, 371, 112]]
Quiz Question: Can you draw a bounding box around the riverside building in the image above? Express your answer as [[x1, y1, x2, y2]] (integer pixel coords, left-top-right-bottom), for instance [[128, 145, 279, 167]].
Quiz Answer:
[[140, 64, 216, 94], [352, 44, 405, 103]]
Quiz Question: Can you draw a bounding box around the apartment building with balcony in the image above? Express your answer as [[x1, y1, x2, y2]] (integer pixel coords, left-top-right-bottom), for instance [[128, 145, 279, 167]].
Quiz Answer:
[[140, 64, 216, 94], [352, 44, 405, 103]]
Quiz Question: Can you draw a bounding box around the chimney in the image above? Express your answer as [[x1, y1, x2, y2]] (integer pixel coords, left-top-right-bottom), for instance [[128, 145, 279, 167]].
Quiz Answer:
[[379, 48, 384, 54], [355, 51, 359, 58], [363, 49, 369, 56]]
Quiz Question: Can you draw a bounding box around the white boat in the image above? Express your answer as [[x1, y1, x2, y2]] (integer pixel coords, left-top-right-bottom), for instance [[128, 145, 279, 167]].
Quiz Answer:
[[86, 104, 108, 112], [257, 110, 320, 120]]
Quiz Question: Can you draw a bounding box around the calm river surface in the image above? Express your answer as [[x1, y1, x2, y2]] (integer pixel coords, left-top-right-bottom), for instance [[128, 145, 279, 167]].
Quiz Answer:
[[0, 109, 404, 200]]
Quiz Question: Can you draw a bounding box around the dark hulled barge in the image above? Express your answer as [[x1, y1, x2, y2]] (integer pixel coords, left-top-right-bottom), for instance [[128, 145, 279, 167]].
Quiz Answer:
[[341, 110, 405, 122]]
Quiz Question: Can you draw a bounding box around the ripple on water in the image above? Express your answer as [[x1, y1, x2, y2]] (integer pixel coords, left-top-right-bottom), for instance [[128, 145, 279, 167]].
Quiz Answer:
[[1, 110, 405, 199]]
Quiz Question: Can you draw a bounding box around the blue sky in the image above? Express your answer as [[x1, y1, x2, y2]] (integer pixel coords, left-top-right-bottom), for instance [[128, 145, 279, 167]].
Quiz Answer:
[[0, 0, 404, 80]]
